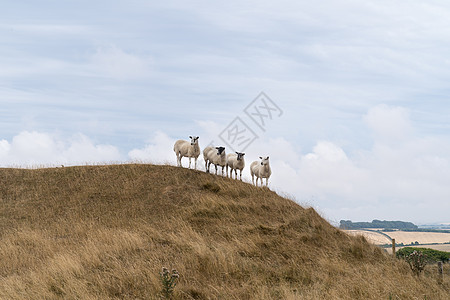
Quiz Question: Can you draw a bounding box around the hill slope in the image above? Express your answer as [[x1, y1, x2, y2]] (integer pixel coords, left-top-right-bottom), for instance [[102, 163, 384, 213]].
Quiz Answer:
[[0, 164, 448, 299]]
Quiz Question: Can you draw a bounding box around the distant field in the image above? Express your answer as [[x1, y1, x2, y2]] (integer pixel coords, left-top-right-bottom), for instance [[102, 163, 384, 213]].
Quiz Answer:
[[344, 230, 391, 244], [386, 244, 450, 254], [402, 244, 450, 252], [387, 231, 450, 245], [343, 229, 450, 247]]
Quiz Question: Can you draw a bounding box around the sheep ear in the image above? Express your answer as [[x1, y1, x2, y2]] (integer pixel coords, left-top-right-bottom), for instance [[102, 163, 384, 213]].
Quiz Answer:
[[242, 153, 245, 156], [189, 136, 192, 139], [235, 151, 238, 154], [266, 156, 269, 159], [259, 156, 262, 159]]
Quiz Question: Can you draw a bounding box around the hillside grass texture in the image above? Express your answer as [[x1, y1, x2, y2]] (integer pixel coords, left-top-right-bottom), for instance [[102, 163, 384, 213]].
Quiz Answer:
[[0, 164, 449, 299]]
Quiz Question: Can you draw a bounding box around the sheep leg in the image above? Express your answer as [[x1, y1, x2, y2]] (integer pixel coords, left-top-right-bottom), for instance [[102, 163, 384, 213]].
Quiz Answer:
[[221, 166, 225, 177], [214, 164, 218, 175], [239, 170, 242, 181], [188, 157, 192, 169], [226, 165, 229, 177], [194, 157, 197, 170], [251, 174, 254, 185]]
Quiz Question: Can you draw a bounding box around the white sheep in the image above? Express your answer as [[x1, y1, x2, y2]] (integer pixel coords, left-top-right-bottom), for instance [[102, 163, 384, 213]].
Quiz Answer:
[[203, 146, 226, 176], [226, 152, 245, 180], [173, 136, 200, 169], [250, 156, 271, 187]]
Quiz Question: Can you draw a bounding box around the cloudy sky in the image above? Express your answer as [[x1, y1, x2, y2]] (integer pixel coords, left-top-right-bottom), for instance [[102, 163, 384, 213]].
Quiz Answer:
[[2, 1, 450, 224]]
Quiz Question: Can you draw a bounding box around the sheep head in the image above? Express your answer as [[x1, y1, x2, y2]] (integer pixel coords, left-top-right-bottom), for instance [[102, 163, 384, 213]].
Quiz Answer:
[[189, 136, 199, 145], [236, 152, 245, 160], [259, 156, 269, 165], [215, 147, 226, 155]]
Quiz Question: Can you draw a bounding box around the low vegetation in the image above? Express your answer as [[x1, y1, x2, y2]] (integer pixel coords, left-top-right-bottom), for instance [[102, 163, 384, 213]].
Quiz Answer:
[[159, 267, 180, 299], [397, 247, 450, 263], [404, 250, 428, 277], [0, 164, 449, 299]]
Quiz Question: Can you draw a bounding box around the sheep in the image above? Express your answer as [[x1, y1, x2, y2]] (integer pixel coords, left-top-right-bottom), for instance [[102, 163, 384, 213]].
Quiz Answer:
[[173, 136, 200, 169], [203, 146, 226, 176], [226, 152, 245, 180], [250, 156, 271, 187]]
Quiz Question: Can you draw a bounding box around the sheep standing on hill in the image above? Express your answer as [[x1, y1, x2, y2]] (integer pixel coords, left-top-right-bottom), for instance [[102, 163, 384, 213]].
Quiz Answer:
[[226, 152, 245, 180], [173, 136, 200, 169], [203, 146, 226, 176], [250, 156, 271, 187]]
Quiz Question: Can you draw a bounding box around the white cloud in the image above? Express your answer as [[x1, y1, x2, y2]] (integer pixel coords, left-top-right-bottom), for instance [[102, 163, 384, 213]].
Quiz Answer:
[[60, 134, 121, 165], [304, 141, 349, 162], [128, 131, 176, 164], [0, 131, 121, 167], [364, 104, 413, 144], [0, 139, 10, 157]]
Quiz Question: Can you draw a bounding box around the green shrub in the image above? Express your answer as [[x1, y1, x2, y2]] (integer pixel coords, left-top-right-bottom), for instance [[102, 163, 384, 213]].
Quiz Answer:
[[159, 267, 180, 299], [396, 247, 449, 263]]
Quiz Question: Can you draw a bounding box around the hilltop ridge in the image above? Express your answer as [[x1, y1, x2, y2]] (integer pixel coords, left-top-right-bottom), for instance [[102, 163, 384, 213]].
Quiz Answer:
[[0, 164, 448, 299]]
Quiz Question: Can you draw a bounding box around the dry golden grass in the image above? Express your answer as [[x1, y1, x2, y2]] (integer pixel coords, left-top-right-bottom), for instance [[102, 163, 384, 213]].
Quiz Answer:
[[0, 164, 449, 299]]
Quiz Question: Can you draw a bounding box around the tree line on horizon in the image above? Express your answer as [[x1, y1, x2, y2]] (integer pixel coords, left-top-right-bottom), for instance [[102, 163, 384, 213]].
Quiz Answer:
[[339, 219, 418, 230]]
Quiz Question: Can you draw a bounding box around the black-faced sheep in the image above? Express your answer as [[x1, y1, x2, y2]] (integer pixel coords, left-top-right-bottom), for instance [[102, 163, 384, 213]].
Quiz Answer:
[[203, 146, 226, 176]]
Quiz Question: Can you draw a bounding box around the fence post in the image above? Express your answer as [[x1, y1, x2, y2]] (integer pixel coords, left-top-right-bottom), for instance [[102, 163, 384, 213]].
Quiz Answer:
[[392, 239, 396, 257], [438, 261, 443, 284]]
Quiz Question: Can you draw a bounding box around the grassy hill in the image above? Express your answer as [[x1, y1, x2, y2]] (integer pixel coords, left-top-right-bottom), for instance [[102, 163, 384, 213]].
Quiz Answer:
[[0, 164, 448, 299]]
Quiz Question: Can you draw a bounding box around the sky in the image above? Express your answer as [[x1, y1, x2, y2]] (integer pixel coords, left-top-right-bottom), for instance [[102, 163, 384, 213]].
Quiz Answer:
[[1, 1, 450, 224]]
